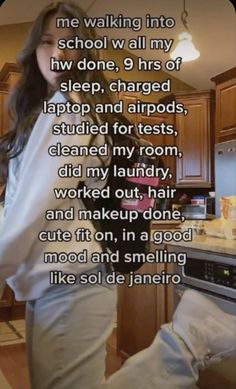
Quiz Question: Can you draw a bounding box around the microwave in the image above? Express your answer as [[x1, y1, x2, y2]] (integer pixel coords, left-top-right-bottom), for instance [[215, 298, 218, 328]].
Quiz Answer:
[[172, 198, 215, 219]]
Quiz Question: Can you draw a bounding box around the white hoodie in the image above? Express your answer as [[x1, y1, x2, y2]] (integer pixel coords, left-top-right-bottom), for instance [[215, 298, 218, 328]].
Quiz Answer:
[[0, 91, 109, 301]]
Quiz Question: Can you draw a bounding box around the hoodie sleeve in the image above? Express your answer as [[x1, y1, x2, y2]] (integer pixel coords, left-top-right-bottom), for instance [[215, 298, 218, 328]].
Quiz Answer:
[[0, 91, 107, 283]]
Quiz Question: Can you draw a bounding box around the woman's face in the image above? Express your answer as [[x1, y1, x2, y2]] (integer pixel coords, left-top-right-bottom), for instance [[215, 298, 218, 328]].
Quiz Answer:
[[36, 13, 80, 88]]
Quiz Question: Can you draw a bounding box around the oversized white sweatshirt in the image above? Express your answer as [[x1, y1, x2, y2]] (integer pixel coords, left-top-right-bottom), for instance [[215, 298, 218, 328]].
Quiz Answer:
[[0, 91, 109, 301]]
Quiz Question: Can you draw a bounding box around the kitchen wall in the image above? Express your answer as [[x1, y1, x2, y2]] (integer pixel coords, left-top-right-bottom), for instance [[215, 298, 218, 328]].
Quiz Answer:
[[0, 22, 194, 100]]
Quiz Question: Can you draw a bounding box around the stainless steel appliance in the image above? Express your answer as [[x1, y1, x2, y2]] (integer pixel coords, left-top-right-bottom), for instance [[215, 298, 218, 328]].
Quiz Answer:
[[215, 140, 236, 216], [170, 246, 236, 389]]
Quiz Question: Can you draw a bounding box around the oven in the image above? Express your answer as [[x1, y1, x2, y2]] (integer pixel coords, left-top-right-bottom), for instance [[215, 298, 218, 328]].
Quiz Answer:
[[169, 246, 236, 389]]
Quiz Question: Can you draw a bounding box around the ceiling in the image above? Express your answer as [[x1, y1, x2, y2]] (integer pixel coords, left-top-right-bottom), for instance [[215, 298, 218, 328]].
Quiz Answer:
[[0, 0, 235, 89]]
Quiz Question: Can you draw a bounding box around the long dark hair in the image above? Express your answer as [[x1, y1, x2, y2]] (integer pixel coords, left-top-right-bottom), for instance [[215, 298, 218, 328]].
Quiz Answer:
[[0, 1, 133, 202]]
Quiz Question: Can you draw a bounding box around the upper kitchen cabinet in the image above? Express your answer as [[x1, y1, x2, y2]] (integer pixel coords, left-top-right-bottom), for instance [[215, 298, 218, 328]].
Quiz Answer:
[[118, 91, 142, 126], [0, 63, 20, 90], [118, 91, 176, 185], [0, 83, 9, 137], [140, 112, 176, 186], [0, 63, 20, 136], [211, 68, 236, 143], [174, 90, 215, 188]]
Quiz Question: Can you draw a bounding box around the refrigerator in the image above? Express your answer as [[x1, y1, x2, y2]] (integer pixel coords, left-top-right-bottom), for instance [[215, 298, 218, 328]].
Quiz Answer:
[[215, 140, 236, 216]]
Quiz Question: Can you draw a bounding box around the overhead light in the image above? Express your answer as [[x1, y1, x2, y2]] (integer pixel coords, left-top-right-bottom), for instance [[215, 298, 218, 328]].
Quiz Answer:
[[170, 0, 200, 62]]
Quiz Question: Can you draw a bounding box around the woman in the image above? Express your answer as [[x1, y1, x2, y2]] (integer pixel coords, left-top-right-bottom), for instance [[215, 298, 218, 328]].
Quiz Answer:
[[0, 2, 235, 388]]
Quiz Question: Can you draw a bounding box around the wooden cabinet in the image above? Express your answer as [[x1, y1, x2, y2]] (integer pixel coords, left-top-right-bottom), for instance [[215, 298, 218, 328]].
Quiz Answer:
[[0, 63, 20, 89], [0, 291, 25, 321], [0, 87, 10, 137], [211, 68, 236, 143], [118, 91, 176, 185], [0, 63, 24, 320], [117, 223, 180, 358], [118, 91, 141, 126], [0, 281, 25, 321], [117, 89, 216, 188], [174, 91, 215, 188], [0, 63, 20, 136], [0, 284, 13, 308], [117, 261, 166, 358], [140, 112, 176, 185]]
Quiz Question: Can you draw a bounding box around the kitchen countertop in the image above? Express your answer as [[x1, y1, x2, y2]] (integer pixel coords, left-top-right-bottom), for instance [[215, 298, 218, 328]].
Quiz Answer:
[[153, 234, 236, 256], [151, 220, 181, 225], [151, 219, 236, 256]]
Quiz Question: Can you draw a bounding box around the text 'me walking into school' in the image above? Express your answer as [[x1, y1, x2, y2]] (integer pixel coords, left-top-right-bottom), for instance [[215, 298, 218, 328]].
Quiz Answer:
[[0, 2, 235, 389]]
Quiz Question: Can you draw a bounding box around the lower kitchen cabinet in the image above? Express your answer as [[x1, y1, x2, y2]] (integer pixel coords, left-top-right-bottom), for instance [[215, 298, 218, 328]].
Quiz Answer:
[[0, 285, 25, 321], [117, 261, 167, 358], [117, 261, 176, 359], [116, 224, 178, 358], [0, 284, 13, 308], [0, 64, 24, 321]]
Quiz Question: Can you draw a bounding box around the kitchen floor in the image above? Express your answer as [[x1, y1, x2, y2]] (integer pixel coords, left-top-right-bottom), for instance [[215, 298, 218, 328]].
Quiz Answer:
[[0, 320, 123, 388]]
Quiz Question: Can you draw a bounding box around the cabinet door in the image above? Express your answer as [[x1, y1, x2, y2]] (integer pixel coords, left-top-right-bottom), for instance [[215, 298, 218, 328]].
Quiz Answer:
[[215, 78, 236, 142], [0, 90, 10, 136], [0, 91, 3, 137], [175, 94, 214, 188], [0, 66, 20, 137], [0, 285, 13, 308], [116, 229, 182, 360], [0, 90, 9, 201], [117, 262, 166, 358], [0, 66, 24, 317], [141, 113, 176, 185], [118, 91, 141, 129]]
